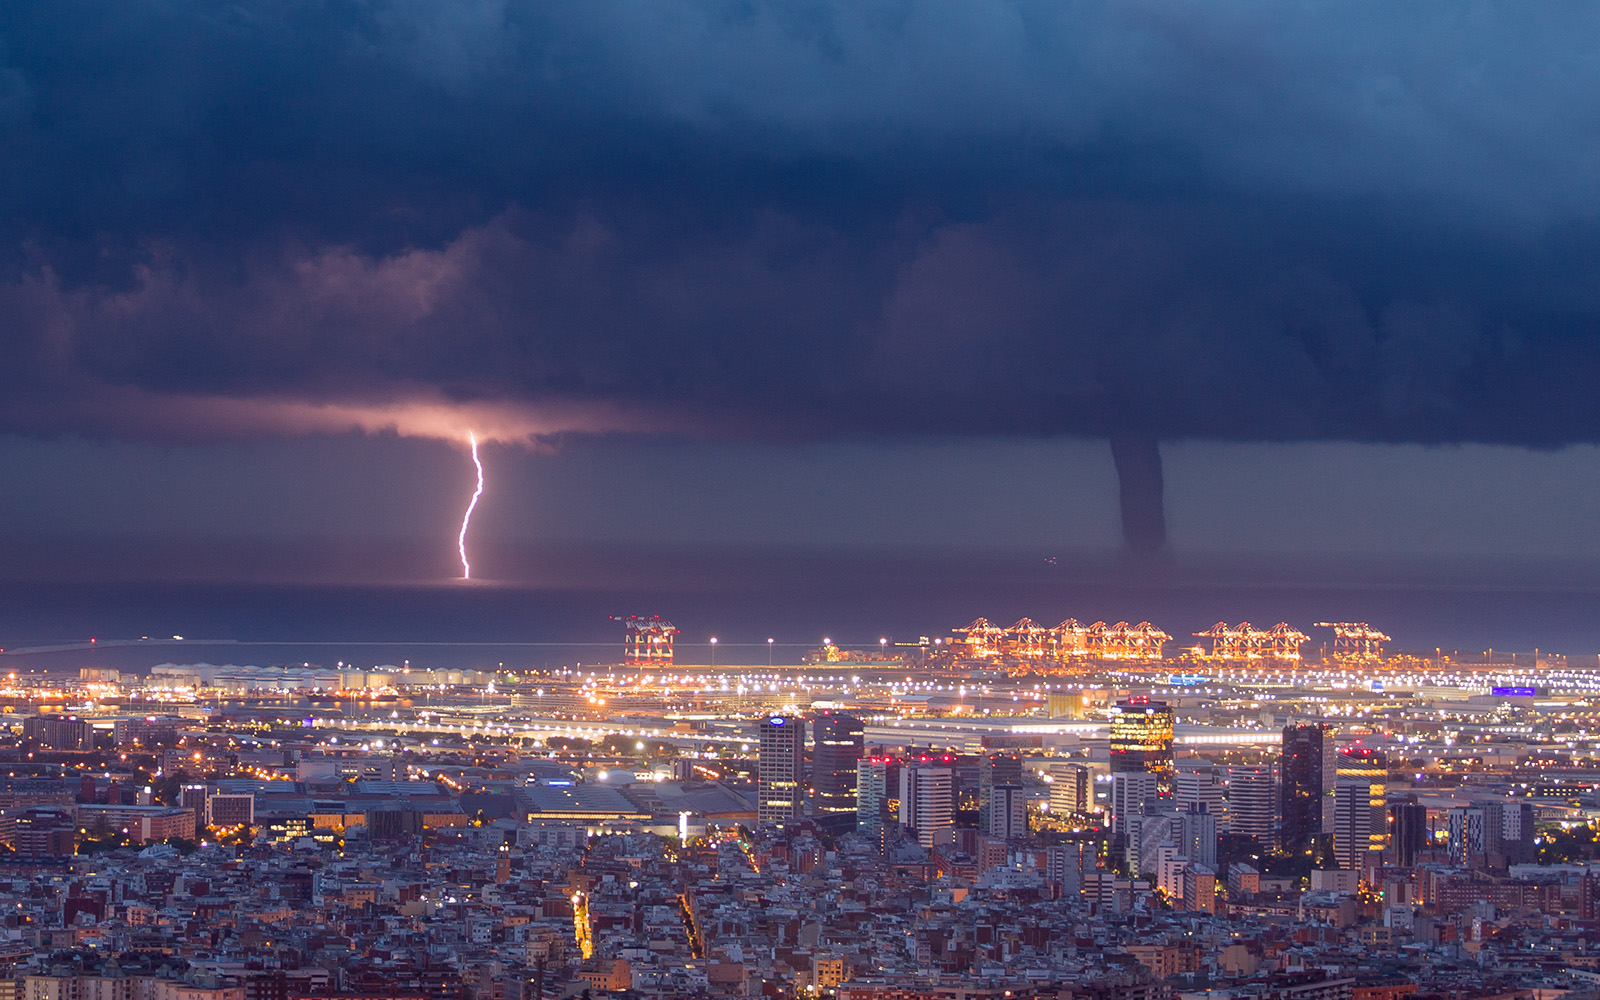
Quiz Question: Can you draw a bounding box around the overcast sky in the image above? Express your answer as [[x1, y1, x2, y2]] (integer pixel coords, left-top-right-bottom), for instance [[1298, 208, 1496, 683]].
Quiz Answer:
[[5, 432, 1600, 571], [6, 2, 1600, 585]]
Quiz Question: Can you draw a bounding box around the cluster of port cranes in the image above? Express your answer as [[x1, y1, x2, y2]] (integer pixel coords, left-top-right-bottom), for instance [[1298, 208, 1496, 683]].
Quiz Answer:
[[949, 618, 1391, 665], [952, 618, 1172, 661]]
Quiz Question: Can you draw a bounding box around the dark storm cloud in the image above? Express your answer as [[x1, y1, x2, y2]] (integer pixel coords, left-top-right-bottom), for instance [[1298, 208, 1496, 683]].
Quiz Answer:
[[4, 0, 1600, 456]]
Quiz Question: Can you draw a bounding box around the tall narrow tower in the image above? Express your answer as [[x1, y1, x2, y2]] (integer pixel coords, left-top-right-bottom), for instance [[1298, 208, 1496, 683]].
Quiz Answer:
[[1176, 767, 1227, 826], [856, 757, 890, 837], [1386, 797, 1427, 867], [812, 712, 865, 818], [1109, 698, 1175, 794], [898, 762, 953, 848], [758, 716, 805, 824], [1048, 762, 1091, 818], [979, 752, 1023, 833], [1335, 746, 1387, 875], [1280, 723, 1329, 853], [987, 783, 1028, 841], [496, 831, 513, 883], [1227, 765, 1276, 849]]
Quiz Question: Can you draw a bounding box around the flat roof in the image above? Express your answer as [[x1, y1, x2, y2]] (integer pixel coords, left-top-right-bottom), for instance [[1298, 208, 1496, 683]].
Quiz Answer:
[[525, 782, 646, 817]]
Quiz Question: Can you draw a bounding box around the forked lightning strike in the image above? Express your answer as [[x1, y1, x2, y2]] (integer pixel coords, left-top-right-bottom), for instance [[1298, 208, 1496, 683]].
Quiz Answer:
[[458, 431, 484, 579]]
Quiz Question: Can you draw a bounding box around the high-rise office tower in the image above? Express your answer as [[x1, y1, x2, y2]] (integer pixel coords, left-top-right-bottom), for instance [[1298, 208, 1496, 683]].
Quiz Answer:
[[987, 784, 1028, 840], [1109, 698, 1175, 794], [1334, 746, 1387, 872], [811, 712, 865, 817], [1132, 802, 1217, 877], [1386, 797, 1428, 867], [856, 757, 890, 838], [1110, 770, 1159, 835], [1320, 732, 1339, 834], [1332, 782, 1367, 872], [758, 715, 805, 823], [1334, 782, 1386, 875], [978, 752, 1023, 833], [1048, 762, 1091, 818], [1181, 803, 1218, 868], [1337, 746, 1386, 786], [1128, 812, 1178, 877], [1447, 803, 1504, 866], [1503, 801, 1536, 864], [899, 763, 954, 848], [178, 784, 214, 838], [1446, 806, 1482, 864], [1482, 801, 1506, 860], [1176, 767, 1227, 826], [1227, 766, 1276, 849], [1280, 724, 1329, 853]]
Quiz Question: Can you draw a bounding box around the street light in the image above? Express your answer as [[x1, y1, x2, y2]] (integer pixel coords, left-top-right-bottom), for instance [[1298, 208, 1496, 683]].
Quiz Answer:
[[710, 637, 718, 668], [767, 638, 775, 666]]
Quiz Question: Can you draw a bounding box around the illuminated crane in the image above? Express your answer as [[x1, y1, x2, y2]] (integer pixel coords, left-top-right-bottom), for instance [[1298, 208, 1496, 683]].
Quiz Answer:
[[1315, 622, 1390, 660], [1195, 622, 1248, 659], [950, 615, 1168, 661], [952, 618, 1005, 659], [617, 615, 679, 666], [1085, 621, 1111, 658], [1120, 621, 1173, 660], [1194, 621, 1307, 661], [1051, 619, 1090, 658], [1264, 622, 1310, 661], [1086, 621, 1171, 660], [1005, 618, 1050, 658]]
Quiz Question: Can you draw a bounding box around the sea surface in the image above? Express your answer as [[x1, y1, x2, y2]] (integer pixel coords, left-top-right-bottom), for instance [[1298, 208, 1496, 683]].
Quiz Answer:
[[1, 545, 1599, 674]]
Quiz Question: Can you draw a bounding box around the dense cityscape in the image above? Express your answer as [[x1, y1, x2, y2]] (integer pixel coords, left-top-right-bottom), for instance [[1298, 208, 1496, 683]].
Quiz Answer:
[[0, 616, 1593, 1000]]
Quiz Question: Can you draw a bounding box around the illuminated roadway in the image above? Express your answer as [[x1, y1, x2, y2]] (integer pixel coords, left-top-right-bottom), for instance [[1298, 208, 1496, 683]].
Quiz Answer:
[[313, 711, 1285, 750]]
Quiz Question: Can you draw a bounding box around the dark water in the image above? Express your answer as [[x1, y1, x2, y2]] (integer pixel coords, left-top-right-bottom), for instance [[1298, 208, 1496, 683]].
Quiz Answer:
[[1, 545, 1598, 672]]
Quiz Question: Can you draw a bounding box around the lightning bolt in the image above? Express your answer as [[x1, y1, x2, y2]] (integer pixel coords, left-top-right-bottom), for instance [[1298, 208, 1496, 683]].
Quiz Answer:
[[458, 430, 484, 579]]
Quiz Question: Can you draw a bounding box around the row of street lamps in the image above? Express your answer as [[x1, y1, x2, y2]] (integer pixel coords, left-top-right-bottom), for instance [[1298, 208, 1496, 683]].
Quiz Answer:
[[705, 635, 891, 667]]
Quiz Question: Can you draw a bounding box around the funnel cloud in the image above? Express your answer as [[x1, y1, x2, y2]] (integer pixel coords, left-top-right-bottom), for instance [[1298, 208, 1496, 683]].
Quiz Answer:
[[1110, 433, 1166, 556]]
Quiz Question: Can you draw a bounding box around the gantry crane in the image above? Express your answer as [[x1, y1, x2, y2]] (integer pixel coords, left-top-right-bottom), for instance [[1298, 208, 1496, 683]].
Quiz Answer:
[[1314, 622, 1390, 660], [949, 615, 1168, 661], [1194, 621, 1308, 661]]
